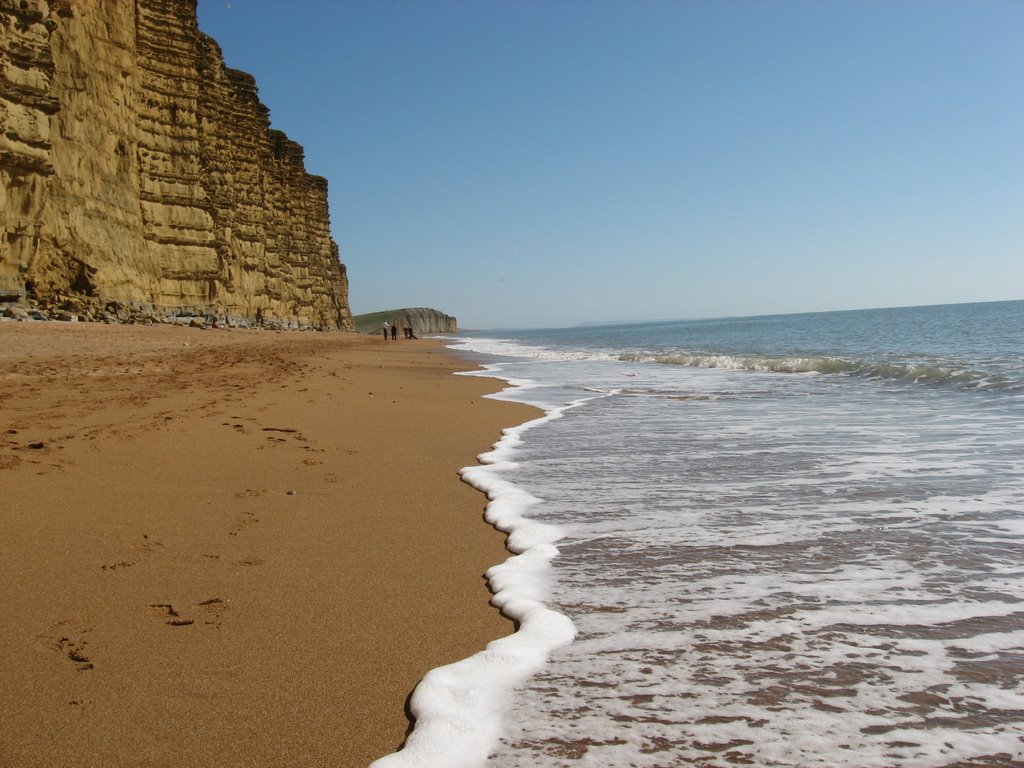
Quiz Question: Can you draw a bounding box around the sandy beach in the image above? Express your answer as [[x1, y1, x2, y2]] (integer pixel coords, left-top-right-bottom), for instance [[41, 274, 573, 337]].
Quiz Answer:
[[0, 322, 536, 767]]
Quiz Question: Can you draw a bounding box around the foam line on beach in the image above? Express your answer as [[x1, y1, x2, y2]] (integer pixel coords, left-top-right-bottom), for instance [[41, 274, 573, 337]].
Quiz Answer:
[[370, 376, 600, 768]]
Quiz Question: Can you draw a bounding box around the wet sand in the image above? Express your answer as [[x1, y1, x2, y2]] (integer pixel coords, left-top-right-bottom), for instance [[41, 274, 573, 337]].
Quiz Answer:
[[0, 322, 536, 767]]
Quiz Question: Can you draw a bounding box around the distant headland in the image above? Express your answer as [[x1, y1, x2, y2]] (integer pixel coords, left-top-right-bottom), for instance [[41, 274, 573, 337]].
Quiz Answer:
[[353, 308, 458, 336]]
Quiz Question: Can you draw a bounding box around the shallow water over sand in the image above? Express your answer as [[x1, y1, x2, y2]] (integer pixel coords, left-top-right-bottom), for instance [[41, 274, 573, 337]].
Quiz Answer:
[[451, 302, 1024, 767]]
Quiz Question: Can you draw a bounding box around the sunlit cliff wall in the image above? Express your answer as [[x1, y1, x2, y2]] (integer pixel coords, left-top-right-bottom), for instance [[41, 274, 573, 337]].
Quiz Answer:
[[393, 307, 458, 335], [0, 0, 351, 329]]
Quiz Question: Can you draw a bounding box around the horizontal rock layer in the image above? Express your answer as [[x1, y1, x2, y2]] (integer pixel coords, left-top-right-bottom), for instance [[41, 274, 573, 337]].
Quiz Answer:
[[0, 0, 351, 330]]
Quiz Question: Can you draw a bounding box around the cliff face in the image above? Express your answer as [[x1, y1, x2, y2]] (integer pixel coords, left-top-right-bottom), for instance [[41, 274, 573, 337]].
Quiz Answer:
[[0, 0, 351, 329], [394, 307, 457, 335], [353, 307, 458, 336]]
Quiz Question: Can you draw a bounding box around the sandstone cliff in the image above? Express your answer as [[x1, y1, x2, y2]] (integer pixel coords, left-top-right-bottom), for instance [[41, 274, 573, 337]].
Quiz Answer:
[[0, 0, 351, 329], [354, 308, 458, 336], [395, 307, 457, 335]]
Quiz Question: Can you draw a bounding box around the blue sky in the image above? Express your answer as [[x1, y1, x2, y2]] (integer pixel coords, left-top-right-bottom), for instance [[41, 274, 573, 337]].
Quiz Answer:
[[196, 0, 1023, 329]]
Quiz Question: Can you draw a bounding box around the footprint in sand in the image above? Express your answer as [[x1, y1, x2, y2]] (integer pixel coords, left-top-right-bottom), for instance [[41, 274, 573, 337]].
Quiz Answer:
[[139, 533, 163, 555], [0, 455, 23, 471], [258, 436, 288, 449], [36, 623, 95, 671], [101, 560, 135, 571], [261, 427, 308, 444], [148, 603, 194, 626], [229, 509, 259, 536], [196, 597, 230, 628], [55, 637, 94, 670]]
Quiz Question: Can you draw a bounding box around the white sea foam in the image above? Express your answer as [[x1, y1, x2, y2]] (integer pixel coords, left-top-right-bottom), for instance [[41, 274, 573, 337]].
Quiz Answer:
[[370, 385, 612, 768], [443, 336, 619, 364]]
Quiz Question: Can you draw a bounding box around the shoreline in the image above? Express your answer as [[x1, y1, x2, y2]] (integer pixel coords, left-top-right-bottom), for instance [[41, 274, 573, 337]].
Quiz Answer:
[[0, 323, 539, 767]]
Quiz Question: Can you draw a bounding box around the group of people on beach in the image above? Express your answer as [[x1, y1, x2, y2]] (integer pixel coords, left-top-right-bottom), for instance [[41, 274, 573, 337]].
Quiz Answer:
[[381, 321, 416, 340]]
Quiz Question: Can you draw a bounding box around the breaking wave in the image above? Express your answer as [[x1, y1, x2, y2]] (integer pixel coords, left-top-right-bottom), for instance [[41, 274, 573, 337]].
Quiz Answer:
[[618, 351, 1020, 391]]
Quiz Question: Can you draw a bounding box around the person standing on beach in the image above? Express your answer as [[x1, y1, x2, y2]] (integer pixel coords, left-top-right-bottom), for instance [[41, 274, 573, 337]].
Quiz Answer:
[[391, 322, 398, 341], [382, 321, 389, 340]]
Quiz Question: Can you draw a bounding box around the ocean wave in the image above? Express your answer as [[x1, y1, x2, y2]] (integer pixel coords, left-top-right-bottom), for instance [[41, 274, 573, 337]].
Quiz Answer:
[[445, 336, 620, 363], [618, 352, 1020, 391], [450, 335, 1021, 392]]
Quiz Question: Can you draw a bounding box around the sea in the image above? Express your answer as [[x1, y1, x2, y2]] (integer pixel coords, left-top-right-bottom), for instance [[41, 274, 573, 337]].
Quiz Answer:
[[372, 300, 1024, 768]]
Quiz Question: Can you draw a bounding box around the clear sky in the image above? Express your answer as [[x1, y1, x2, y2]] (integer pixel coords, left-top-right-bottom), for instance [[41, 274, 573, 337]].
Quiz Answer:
[[196, 0, 1023, 330]]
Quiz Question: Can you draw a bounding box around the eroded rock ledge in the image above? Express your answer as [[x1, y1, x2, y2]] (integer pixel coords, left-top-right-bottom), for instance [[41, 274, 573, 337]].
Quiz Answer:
[[0, 0, 352, 330]]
